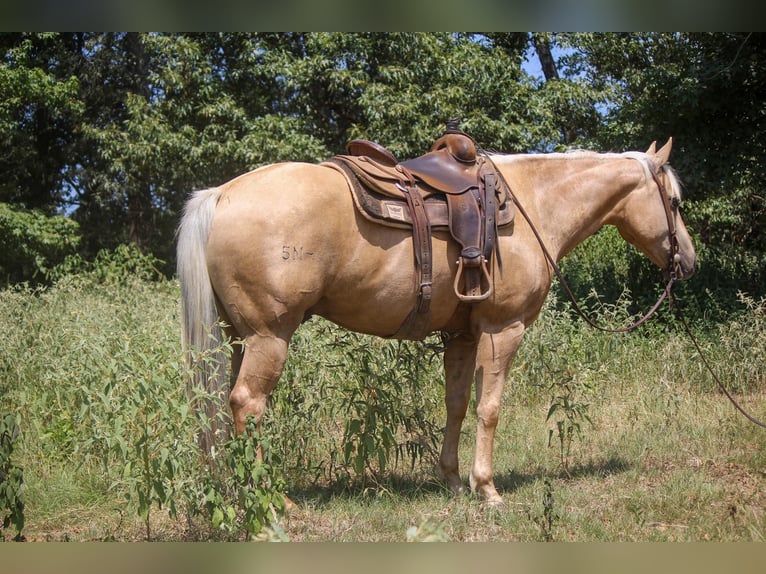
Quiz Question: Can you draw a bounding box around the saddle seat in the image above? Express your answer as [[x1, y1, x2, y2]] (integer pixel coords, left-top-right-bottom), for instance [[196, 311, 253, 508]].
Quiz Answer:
[[323, 121, 515, 340], [343, 132, 482, 197]]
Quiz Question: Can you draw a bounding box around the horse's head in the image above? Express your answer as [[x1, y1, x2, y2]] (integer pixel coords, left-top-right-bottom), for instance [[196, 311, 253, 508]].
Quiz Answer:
[[616, 138, 696, 281]]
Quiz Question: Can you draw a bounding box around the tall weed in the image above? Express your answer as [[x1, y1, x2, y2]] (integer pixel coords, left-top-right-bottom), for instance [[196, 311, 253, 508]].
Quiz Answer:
[[708, 292, 766, 394], [546, 373, 595, 476], [201, 416, 288, 540], [0, 412, 25, 541], [0, 274, 207, 539], [270, 320, 443, 489]]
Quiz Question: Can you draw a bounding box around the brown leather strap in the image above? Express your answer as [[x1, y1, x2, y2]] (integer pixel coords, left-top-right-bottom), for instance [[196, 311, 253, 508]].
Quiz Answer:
[[392, 167, 433, 340], [482, 170, 498, 263], [447, 166, 495, 302]]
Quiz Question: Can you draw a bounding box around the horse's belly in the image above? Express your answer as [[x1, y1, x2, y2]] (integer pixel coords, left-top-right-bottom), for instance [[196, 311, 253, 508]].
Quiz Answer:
[[310, 229, 462, 337]]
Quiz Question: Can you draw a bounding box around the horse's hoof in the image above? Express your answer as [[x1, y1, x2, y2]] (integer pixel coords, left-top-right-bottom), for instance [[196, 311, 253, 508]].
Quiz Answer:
[[483, 495, 506, 509], [449, 482, 466, 496], [283, 494, 298, 513], [438, 466, 466, 496], [473, 483, 505, 508]]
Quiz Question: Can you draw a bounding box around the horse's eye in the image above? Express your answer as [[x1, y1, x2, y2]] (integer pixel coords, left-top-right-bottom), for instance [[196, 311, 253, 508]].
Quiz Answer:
[[670, 196, 681, 209]]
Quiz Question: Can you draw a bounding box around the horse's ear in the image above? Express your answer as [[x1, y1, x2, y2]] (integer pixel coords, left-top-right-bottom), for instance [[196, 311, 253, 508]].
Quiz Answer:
[[646, 141, 657, 155], [653, 137, 673, 167]]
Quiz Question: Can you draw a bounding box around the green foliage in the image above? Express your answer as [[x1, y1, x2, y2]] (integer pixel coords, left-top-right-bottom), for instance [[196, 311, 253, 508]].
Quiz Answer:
[[511, 289, 633, 400], [0, 412, 25, 541], [202, 416, 287, 540], [565, 32, 766, 302], [1, 269, 766, 540], [269, 322, 443, 489], [0, 267, 198, 540], [48, 243, 165, 285], [100, 343, 199, 541], [0, 33, 543, 273], [2, 32, 766, 306], [334, 333, 442, 483], [0, 202, 80, 285], [557, 227, 641, 306], [342, 33, 548, 156], [0, 33, 84, 209], [692, 292, 766, 395]]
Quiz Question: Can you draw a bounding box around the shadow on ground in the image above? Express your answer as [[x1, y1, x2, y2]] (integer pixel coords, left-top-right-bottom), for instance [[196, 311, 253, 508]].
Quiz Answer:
[[286, 455, 634, 508]]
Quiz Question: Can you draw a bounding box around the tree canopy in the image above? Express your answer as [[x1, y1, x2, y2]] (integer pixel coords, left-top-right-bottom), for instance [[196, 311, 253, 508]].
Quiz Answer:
[[1, 32, 763, 308]]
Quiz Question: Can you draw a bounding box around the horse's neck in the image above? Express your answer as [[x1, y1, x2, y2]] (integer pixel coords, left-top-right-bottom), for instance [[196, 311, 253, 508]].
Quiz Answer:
[[502, 154, 641, 262]]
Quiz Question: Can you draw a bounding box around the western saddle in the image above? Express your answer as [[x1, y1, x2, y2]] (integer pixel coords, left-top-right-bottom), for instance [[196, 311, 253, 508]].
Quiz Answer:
[[324, 119, 514, 340]]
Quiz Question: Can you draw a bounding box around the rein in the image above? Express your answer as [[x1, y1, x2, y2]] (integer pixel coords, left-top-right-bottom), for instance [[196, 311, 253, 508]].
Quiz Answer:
[[670, 296, 766, 428], [487, 154, 766, 428]]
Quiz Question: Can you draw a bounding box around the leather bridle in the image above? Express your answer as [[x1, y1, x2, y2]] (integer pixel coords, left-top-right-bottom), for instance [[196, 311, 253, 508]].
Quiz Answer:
[[650, 165, 683, 282]]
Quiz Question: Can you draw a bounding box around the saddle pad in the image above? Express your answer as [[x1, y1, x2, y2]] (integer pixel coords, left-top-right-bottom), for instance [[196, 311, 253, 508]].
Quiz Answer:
[[323, 159, 515, 231]]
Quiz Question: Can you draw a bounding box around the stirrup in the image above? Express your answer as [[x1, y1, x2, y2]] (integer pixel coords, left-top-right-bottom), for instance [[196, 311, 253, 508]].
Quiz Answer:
[[453, 256, 493, 302]]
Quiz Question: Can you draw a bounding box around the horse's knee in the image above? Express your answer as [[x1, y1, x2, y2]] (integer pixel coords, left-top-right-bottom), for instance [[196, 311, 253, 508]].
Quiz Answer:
[[475, 401, 500, 429]]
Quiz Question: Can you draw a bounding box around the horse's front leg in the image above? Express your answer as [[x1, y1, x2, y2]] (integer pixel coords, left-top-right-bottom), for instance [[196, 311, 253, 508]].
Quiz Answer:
[[439, 335, 478, 495], [469, 321, 525, 506]]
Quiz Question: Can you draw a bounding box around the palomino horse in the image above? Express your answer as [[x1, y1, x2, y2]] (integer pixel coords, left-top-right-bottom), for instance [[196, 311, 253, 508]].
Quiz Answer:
[[177, 138, 696, 506]]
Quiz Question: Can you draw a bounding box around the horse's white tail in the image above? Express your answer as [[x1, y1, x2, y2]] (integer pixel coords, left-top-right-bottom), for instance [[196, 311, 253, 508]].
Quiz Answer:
[[177, 187, 227, 454]]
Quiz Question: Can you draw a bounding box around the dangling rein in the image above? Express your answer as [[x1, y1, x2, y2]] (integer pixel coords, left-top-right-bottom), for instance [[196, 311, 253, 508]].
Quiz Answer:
[[490, 156, 766, 429]]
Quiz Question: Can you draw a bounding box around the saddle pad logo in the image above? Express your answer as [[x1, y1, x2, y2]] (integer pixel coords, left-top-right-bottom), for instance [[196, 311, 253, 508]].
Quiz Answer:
[[385, 203, 406, 221]]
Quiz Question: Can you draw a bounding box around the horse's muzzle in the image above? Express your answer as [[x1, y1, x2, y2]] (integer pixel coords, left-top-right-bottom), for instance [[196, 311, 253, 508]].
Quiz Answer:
[[667, 251, 697, 281]]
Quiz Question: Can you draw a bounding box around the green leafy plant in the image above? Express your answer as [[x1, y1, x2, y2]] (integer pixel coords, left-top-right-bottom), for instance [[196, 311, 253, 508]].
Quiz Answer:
[[48, 243, 165, 285], [67, 338, 204, 541], [527, 479, 559, 542], [114, 355, 196, 541], [333, 332, 441, 485], [202, 416, 288, 540], [0, 413, 25, 541], [546, 373, 594, 476], [0, 203, 80, 285]]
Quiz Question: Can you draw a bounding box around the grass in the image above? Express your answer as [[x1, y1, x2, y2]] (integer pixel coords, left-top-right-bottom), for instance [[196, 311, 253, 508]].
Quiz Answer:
[[273, 384, 766, 542], [1, 273, 765, 541]]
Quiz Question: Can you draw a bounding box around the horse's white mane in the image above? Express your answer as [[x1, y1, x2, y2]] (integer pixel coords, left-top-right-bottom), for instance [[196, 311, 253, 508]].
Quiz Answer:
[[487, 149, 683, 200]]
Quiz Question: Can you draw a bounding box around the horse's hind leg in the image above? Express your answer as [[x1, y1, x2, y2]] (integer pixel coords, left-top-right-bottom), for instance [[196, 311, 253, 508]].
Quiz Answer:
[[229, 331, 290, 435], [228, 328, 300, 511], [439, 335, 479, 494]]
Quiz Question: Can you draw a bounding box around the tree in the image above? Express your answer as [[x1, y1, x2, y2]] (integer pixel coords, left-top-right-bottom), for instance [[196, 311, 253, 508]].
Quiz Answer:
[[0, 33, 84, 212], [0, 203, 80, 283], [3, 32, 552, 273]]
